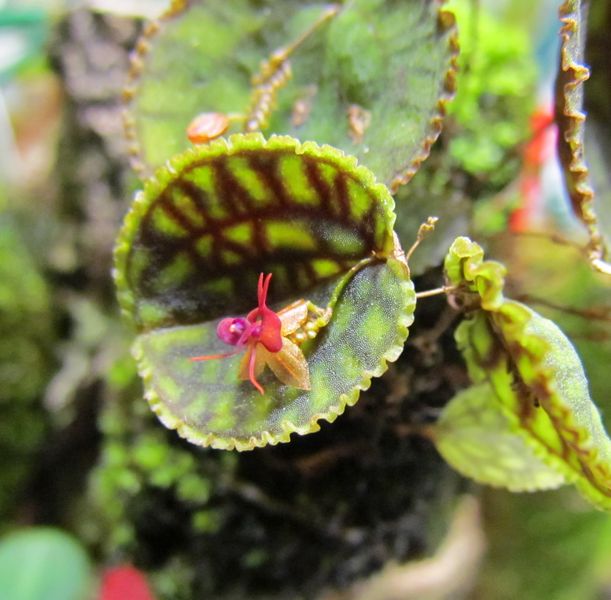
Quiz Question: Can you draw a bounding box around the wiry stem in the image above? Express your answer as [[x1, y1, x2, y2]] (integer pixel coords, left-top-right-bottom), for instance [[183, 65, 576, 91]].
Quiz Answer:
[[244, 4, 340, 132], [515, 293, 611, 323], [415, 286, 456, 300], [405, 216, 439, 263]]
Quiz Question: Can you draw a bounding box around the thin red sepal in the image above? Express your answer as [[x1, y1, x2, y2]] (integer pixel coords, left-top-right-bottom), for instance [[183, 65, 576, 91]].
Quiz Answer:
[[190, 350, 241, 362], [247, 346, 264, 395]]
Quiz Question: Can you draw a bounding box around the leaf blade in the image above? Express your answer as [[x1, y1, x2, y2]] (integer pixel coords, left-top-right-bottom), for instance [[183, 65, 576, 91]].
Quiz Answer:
[[115, 134, 415, 449], [123, 0, 458, 189], [444, 237, 611, 509], [435, 383, 567, 492]]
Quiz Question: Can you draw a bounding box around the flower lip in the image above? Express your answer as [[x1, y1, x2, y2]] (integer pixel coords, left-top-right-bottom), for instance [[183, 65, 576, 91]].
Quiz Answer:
[[249, 309, 282, 352], [191, 273, 301, 394], [216, 317, 250, 346]]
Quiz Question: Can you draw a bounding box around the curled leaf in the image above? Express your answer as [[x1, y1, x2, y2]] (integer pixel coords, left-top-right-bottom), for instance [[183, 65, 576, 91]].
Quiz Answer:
[[443, 236, 506, 311], [442, 237, 611, 509], [555, 0, 610, 275], [123, 0, 458, 189], [583, 3, 611, 254], [114, 134, 415, 450]]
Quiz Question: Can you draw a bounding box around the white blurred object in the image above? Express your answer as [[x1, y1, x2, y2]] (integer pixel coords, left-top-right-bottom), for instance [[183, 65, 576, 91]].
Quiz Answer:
[[0, 90, 22, 189], [86, 0, 171, 18], [320, 496, 485, 600], [0, 29, 28, 73]]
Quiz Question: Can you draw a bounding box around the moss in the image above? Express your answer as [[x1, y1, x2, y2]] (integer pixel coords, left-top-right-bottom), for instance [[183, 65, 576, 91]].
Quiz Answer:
[[88, 355, 229, 554], [0, 216, 53, 524], [445, 0, 537, 186]]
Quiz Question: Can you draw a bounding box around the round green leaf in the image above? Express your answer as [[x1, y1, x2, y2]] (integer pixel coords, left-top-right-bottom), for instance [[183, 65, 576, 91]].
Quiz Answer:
[[115, 133, 415, 449], [123, 0, 457, 190], [0, 528, 92, 600], [435, 383, 567, 492]]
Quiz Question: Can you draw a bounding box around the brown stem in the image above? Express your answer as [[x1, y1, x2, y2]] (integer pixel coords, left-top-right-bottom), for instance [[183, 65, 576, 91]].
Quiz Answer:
[[515, 293, 611, 323]]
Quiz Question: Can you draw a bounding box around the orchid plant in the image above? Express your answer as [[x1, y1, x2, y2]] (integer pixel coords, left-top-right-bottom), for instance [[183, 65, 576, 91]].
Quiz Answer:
[[114, 0, 611, 509]]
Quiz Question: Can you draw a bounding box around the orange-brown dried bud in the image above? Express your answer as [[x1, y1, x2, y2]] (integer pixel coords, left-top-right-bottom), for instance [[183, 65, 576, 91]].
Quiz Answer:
[[186, 112, 230, 144]]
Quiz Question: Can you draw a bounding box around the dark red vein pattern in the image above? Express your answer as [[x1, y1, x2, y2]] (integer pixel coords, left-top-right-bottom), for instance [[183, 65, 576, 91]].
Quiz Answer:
[[121, 137, 394, 329]]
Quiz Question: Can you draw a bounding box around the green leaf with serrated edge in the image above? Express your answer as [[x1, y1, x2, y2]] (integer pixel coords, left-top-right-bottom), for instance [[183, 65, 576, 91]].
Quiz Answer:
[[445, 237, 611, 510], [114, 133, 415, 450], [123, 0, 458, 191], [435, 383, 567, 492]]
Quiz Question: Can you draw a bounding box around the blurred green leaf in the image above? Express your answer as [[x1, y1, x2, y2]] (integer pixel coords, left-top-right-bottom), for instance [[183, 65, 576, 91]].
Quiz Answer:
[[0, 7, 48, 80], [0, 528, 92, 600], [476, 489, 611, 600], [124, 0, 457, 189], [445, 0, 536, 183], [0, 216, 52, 521]]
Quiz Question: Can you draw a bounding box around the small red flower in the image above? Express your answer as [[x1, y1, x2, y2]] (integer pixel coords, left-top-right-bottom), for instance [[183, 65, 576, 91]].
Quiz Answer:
[[191, 273, 311, 394]]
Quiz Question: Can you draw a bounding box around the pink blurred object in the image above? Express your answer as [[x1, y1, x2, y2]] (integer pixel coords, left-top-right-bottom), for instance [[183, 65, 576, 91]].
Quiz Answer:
[[99, 565, 155, 600]]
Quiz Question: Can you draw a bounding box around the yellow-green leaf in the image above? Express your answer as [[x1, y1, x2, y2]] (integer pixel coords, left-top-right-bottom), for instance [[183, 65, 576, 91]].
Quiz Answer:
[[435, 383, 567, 492], [442, 237, 611, 510]]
